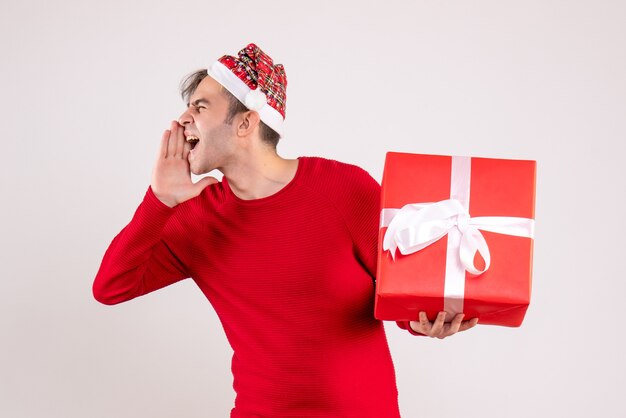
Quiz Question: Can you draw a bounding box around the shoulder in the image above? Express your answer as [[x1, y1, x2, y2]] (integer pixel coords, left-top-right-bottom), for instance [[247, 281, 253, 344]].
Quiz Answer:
[[299, 157, 380, 245], [299, 156, 380, 194], [298, 157, 380, 219]]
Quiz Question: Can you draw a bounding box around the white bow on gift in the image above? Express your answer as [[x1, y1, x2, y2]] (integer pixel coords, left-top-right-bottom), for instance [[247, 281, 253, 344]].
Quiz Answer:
[[381, 199, 535, 276]]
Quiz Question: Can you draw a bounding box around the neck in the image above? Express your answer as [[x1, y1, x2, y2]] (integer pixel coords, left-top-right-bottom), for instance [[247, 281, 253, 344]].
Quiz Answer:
[[221, 147, 299, 200]]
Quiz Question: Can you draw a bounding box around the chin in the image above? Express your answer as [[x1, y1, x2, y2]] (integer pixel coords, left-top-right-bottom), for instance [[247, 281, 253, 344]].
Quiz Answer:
[[189, 163, 201, 176], [190, 164, 212, 176], [190, 167, 204, 176]]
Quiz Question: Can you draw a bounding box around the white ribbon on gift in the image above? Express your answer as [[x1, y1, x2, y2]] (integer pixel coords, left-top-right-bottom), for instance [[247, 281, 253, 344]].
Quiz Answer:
[[380, 156, 535, 315]]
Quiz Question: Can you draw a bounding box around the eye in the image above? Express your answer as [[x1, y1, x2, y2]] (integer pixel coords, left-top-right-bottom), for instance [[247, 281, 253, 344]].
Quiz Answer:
[[188, 104, 203, 113]]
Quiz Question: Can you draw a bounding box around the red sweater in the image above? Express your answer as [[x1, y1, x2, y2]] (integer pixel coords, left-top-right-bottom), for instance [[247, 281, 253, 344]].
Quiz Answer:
[[93, 157, 402, 417]]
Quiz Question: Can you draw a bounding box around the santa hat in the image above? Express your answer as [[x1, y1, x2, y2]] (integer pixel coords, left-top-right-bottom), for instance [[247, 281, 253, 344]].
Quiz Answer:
[[207, 43, 287, 136]]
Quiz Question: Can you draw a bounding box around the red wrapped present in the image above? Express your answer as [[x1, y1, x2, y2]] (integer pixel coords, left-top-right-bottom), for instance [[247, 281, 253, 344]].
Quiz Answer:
[[374, 152, 536, 327]]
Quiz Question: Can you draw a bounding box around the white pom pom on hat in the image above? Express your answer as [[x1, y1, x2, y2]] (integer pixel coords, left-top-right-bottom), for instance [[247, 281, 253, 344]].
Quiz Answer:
[[244, 89, 267, 111]]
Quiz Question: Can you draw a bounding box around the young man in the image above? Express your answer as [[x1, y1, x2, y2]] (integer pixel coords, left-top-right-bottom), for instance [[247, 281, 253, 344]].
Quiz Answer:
[[93, 43, 477, 417]]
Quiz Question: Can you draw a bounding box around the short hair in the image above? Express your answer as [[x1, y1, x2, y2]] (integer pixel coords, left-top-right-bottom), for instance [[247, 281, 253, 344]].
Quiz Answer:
[[180, 69, 281, 148]]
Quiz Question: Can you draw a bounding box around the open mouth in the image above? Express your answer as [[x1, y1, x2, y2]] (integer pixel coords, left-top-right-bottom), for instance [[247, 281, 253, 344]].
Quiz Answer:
[[185, 135, 199, 149]]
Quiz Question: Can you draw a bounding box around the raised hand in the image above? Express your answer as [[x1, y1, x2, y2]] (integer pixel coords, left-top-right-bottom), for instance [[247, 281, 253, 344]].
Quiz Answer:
[[409, 311, 479, 339], [150, 121, 217, 208]]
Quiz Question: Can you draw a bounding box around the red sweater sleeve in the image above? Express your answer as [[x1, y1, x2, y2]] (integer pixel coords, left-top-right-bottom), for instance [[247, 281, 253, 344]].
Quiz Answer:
[[337, 165, 425, 336], [92, 186, 190, 305], [336, 167, 381, 280]]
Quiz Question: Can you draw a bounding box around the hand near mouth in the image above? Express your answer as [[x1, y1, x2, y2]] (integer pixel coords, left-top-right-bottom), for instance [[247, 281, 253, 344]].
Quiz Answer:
[[150, 121, 217, 208]]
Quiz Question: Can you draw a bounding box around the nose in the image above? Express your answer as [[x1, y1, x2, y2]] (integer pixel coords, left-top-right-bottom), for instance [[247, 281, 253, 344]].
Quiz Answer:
[[178, 108, 193, 126]]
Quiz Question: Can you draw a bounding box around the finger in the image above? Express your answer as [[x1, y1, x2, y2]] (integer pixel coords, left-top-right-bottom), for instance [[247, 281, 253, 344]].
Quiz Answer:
[[459, 317, 479, 332], [408, 321, 421, 334], [159, 129, 171, 158], [174, 121, 185, 158], [446, 313, 465, 336], [167, 121, 179, 158], [417, 312, 431, 334], [182, 139, 191, 160], [430, 311, 447, 336]]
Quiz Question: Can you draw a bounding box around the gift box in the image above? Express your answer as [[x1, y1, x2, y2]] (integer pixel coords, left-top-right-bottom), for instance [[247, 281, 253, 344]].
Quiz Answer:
[[374, 152, 536, 327]]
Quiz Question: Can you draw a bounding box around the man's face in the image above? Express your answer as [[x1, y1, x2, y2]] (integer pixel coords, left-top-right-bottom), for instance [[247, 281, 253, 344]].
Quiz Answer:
[[179, 76, 236, 175]]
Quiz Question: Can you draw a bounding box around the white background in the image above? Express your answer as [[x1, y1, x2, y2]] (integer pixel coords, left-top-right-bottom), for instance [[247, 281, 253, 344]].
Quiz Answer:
[[1, 0, 624, 417]]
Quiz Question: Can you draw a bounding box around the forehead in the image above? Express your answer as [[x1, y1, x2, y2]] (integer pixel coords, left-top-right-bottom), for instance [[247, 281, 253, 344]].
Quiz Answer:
[[189, 75, 226, 103]]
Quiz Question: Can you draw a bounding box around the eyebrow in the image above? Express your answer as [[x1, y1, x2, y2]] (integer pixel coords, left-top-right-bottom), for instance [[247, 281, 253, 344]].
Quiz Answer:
[[187, 98, 210, 107]]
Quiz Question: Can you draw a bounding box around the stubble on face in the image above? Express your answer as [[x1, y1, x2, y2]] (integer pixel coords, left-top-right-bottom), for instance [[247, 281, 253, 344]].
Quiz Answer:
[[184, 76, 242, 176], [188, 117, 235, 175]]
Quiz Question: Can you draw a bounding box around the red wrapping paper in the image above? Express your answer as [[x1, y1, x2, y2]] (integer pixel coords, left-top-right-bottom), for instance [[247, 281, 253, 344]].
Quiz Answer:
[[374, 152, 536, 327]]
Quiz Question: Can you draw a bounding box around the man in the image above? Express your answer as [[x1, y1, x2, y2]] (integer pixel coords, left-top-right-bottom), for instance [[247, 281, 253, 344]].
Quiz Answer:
[[93, 43, 477, 417]]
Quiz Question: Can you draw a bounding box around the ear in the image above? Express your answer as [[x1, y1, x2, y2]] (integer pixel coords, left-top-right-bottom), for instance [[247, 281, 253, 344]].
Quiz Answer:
[[236, 110, 261, 137]]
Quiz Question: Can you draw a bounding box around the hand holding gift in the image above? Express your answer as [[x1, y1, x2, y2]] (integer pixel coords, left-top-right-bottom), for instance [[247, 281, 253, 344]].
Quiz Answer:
[[408, 311, 479, 338]]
